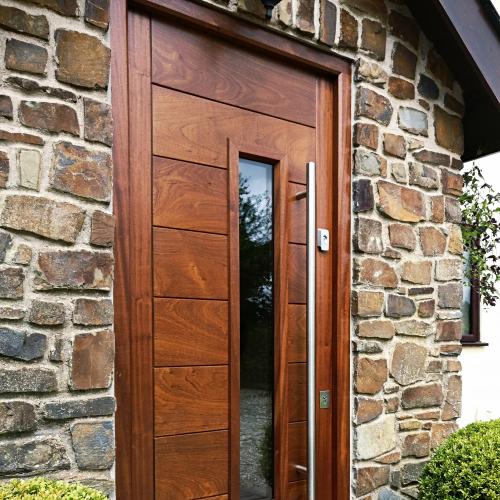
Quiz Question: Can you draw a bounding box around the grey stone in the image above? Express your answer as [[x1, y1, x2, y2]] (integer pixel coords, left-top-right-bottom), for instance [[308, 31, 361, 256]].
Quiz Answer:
[[386, 295, 416, 318], [379, 487, 405, 500], [417, 75, 439, 100], [0, 265, 24, 299], [0, 327, 46, 361], [18, 149, 41, 190], [395, 320, 433, 337], [0, 231, 12, 262], [0, 306, 25, 320], [354, 340, 383, 353], [0, 438, 69, 475], [353, 179, 374, 212], [0, 401, 36, 434], [391, 342, 428, 385], [44, 397, 115, 420], [401, 461, 428, 485], [355, 415, 396, 460], [438, 283, 463, 309], [0, 368, 57, 393], [409, 162, 439, 190], [28, 300, 66, 326], [399, 107, 428, 136], [71, 420, 114, 470], [354, 149, 384, 176]]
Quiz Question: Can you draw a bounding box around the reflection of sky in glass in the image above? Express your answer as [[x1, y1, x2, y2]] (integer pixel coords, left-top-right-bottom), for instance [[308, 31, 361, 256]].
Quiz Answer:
[[240, 158, 273, 216]]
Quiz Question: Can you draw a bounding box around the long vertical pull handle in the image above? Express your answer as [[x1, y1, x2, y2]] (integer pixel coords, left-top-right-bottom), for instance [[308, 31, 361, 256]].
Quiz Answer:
[[306, 161, 316, 500]]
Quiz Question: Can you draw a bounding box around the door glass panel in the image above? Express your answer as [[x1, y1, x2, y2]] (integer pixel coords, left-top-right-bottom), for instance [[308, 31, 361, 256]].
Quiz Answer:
[[239, 158, 274, 500]]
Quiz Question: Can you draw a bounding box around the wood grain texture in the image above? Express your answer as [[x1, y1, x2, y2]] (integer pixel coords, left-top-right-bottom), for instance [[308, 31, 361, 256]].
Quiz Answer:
[[153, 227, 228, 299], [154, 366, 228, 436], [152, 19, 315, 127], [154, 298, 228, 366], [288, 182, 306, 244], [288, 362, 307, 423], [288, 243, 306, 304], [288, 421, 307, 483], [287, 304, 306, 363], [152, 85, 314, 183], [153, 157, 228, 234], [288, 481, 307, 500], [155, 430, 228, 498]]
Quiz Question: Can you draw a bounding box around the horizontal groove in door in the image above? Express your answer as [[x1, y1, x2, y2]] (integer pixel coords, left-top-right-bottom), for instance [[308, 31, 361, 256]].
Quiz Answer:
[[153, 227, 228, 299], [154, 366, 228, 436], [155, 430, 229, 499], [154, 298, 228, 367], [151, 19, 316, 127], [152, 85, 315, 184], [153, 156, 228, 234]]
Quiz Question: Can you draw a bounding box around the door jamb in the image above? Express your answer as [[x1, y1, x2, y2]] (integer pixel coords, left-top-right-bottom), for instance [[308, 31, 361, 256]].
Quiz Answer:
[[111, 1, 352, 498]]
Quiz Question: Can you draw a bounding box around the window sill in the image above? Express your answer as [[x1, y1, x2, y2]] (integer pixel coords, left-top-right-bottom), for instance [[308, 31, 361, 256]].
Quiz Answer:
[[461, 341, 489, 347]]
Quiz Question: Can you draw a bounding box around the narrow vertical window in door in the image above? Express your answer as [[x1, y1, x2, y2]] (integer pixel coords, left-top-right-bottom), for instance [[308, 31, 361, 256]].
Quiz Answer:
[[239, 158, 274, 500]]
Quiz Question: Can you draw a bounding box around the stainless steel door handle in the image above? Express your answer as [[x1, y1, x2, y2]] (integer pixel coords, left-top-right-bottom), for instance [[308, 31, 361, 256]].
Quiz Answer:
[[306, 161, 316, 500]]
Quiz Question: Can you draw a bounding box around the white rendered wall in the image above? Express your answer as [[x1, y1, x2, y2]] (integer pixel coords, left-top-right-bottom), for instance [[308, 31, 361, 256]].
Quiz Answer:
[[460, 152, 500, 426]]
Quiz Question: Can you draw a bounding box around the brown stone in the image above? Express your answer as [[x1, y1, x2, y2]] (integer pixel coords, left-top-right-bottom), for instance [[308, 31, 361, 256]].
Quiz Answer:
[[430, 196, 445, 223], [391, 342, 428, 386], [356, 258, 398, 288], [427, 359, 443, 373], [0, 151, 9, 188], [384, 133, 406, 159], [71, 330, 114, 390], [355, 397, 383, 424], [402, 432, 430, 457], [13, 244, 32, 266], [354, 123, 379, 150], [5, 76, 77, 103], [0, 195, 85, 244], [445, 196, 461, 223], [5, 39, 47, 75], [389, 224, 416, 250], [416, 409, 440, 420], [355, 59, 388, 87], [85, 0, 110, 29], [451, 157, 463, 170], [357, 320, 395, 340], [413, 149, 450, 166], [28, 300, 65, 326], [35, 250, 113, 291], [55, 30, 110, 89], [434, 106, 464, 154], [361, 19, 386, 60], [375, 450, 401, 464], [319, 0, 337, 46], [355, 218, 383, 254], [418, 299, 435, 318], [395, 320, 433, 337], [355, 465, 390, 496], [0, 5, 49, 40], [419, 99, 430, 110], [338, 9, 358, 50], [388, 77, 415, 100], [446, 359, 461, 372], [17, 0, 78, 16], [356, 88, 393, 125], [392, 42, 417, 79], [355, 357, 387, 395], [297, 0, 315, 33], [0, 129, 44, 146], [238, 0, 266, 18], [399, 420, 422, 432], [340, 0, 387, 19], [19, 101, 79, 136], [84, 99, 112, 147], [377, 181, 426, 222], [52, 142, 112, 203], [402, 383, 443, 409], [385, 395, 399, 413], [427, 49, 454, 88], [440, 343, 462, 356], [0, 96, 13, 120], [0, 266, 24, 299], [420, 227, 446, 256], [444, 93, 464, 116], [90, 211, 114, 247], [353, 179, 374, 212], [441, 169, 463, 196], [436, 321, 462, 341], [435, 259, 462, 281], [0, 306, 25, 320], [438, 283, 463, 309], [386, 294, 415, 318], [447, 225, 463, 254], [430, 422, 457, 449], [388, 10, 419, 49], [73, 298, 113, 326], [409, 162, 439, 190], [352, 290, 384, 317], [401, 261, 432, 285]]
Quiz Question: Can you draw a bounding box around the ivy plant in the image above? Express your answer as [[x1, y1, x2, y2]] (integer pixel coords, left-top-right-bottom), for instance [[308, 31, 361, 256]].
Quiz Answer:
[[460, 162, 500, 306]]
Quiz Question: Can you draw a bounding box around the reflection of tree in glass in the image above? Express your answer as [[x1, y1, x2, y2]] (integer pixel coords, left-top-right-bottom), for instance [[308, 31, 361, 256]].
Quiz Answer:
[[239, 174, 273, 391]]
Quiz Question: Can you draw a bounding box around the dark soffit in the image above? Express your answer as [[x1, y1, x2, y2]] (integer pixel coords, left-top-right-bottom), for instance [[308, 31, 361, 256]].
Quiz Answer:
[[407, 0, 500, 160]]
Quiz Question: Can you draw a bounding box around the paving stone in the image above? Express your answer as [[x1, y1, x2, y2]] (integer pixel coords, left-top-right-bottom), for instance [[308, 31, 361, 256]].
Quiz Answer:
[[391, 342, 427, 385], [71, 420, 114, 470], [44, 397, 115, 420], [5, 39, 47, 75], [356, 87, 393, 125]]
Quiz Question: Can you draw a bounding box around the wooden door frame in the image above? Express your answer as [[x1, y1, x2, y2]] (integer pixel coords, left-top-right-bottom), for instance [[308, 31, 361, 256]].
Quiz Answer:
[[111, 1, 352, 498]]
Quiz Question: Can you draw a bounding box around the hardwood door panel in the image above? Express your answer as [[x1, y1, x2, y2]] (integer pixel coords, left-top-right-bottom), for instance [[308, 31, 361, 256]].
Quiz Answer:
[[288, 481, 307, 500], [155, 430, 228, 498], [154, 366, 228, 436], [288, 243, 306, 304], [288, 304, 306, 363], [153, 227, 228, 299], [288, 182, 306, 244], [288, 362, 307, 423], [152, 85, 314, 181], [151, 20, 316, 127], [288, 421, 307, 483], [153, 157, 227, 234], [154, 298, 228, 367]]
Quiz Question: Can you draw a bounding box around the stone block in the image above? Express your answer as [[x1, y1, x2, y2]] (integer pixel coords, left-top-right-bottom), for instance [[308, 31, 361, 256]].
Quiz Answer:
[[355, 258, 398, 288], [0, 401, 36, 435], [402, 432, 430, 458], [357, 319, 395, 340], [44, 396, 115, 420], [391, 342, 427, 385], [355, 218, 383, 254], [402, 383, 443, 409], [388, 77, 415, 100], [6, 76, 77, 103], [52, 142, 112, 202], [385, 294, 415, 318], [5, 39, 47, 75], [84, 99, 113, 146], [90, 210, 114, 247], [0, 265, 24, 299], [438, 283, 463, 309], [354, 122, 379, 150], [389, 224, 416, 250], [19, 101, 79, 136], [413, 149, 450, 166], [28, 300, 66, 326], [0, 95, 13, 119], [353, 179, 374, 212], [435, 259, 462, 281], [355, 415, 396, 460], [340, 0, 387, 18], [445, 196, 462, 223], [0, 151, 9, 188], [392, 42, 417, 79], [444, 93, 464, 116], [71, 420, 114, 470], [18, 149, 41, 190], [354, 149, 385, 176], [417, 74, 439, 100], [430, 195, 445, 223], [409, 162, 439, 190], [355, 59, 388, 87], [355, 465, 390, 496], [434, 105, 464, 154], [388, 10, 419, 49], [384, 133, 406, 159], [0, 5, 49, 40], [338, 9, 358, 49], [0, 231, 12, 262], [401, 461, 428, 485], [361, 19, 386, 60], [0, 306, 25, 320], [352, 290, 384, 317], [1, 195, 85, 243], [297, 0, 315, 33], [447, 225, 463, 255], [418, 299, 435, 318], [0, 327, 46, 361], [356, 87, 393, 125], [355, 357, 388, 394], [0, 367, 57, 393], [85, 0, 110, 29], [13, 244, 32, 266], [441, 169, 463, 196], [395, 320, 433, 337], [436, 320, 461, 341], [401, 260, 432, 285], [0, 129, 44, 146], [420, 227, 446, 256], [391, 162, 408, 184], [377, 181, 426, 222], [73, 298, 113, 326], [399, 107, 428, 136], [17, 0, 78, 16], [427, 48, 454, 88], [355, 397, 384, 424], [319, 0, 337, 46]]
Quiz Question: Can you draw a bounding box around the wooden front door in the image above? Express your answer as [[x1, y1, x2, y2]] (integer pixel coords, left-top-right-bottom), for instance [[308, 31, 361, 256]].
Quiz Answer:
[[118, 4, 348, 499]]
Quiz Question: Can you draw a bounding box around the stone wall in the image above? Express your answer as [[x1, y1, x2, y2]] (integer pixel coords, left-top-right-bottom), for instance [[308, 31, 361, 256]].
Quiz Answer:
[[0, 0, 113, 496], [201, 0, 465, 498]]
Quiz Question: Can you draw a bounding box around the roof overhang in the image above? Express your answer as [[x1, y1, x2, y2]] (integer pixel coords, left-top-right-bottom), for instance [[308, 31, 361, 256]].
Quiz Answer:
[[407, 0, 500, 161]]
